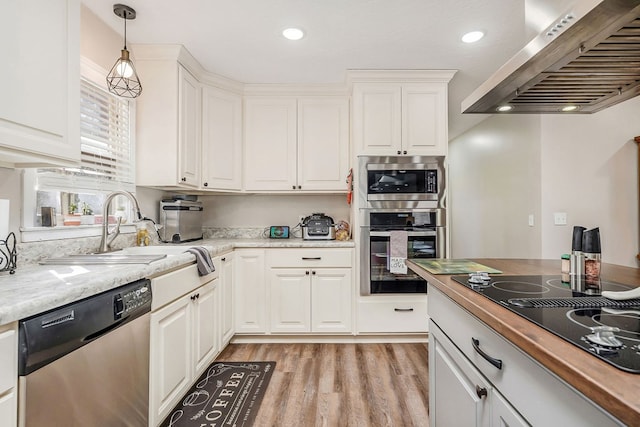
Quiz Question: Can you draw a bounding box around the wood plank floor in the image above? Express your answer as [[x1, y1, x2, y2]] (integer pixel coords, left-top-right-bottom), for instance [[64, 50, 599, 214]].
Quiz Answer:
[[215, 343, 430, 427]]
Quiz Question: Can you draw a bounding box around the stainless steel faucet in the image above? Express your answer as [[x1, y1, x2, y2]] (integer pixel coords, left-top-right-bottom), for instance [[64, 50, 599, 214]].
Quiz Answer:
[[98, 191, 143, 253]]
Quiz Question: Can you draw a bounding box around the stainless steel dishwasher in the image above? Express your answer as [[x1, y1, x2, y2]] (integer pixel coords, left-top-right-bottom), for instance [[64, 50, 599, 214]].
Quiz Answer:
[[18, 278, 152, 426]]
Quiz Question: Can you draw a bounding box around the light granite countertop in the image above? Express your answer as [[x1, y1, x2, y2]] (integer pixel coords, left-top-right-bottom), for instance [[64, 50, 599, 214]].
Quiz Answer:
[[0, 238, 354, 325]]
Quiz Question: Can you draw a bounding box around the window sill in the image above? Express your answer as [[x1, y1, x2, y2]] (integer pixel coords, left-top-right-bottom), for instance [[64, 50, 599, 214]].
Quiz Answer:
[[21, 224, 137, 243]]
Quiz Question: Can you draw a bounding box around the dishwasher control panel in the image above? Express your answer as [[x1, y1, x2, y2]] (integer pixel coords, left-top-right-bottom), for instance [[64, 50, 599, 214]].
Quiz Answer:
[[113, 279, 152, 319]]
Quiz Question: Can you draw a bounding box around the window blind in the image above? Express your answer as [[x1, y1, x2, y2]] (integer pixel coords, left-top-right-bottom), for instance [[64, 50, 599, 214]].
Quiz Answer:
[[37, 78, 135, 193]]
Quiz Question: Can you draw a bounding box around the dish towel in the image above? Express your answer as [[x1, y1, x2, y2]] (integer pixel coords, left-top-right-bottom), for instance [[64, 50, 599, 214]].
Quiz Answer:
[[186, 247, 215, 276], [389, 230, 408, 274]]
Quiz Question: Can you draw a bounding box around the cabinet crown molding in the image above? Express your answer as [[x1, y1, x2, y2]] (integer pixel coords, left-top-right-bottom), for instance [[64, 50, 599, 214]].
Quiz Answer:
[[346, 69, 457, 85]]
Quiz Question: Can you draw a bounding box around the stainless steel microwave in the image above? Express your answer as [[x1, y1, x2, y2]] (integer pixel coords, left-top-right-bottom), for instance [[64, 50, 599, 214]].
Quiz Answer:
[[358, 155, 446, 209]]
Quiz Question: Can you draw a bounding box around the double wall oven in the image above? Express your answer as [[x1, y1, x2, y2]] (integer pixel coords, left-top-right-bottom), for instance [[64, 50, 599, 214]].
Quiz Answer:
[[359, 156, 447, 295]]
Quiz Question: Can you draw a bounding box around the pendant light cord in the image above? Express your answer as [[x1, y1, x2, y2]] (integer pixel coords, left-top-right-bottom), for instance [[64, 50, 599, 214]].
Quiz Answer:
[[123, 14, 127, 50]]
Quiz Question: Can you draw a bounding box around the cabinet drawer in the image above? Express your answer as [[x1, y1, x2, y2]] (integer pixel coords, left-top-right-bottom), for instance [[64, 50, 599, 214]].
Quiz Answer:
[[266, 248, 352, 268], [428, 285, 621, 426], [357, 298, 427, 333], [152, 264, 216, 310], [0, 323, 17, 395]]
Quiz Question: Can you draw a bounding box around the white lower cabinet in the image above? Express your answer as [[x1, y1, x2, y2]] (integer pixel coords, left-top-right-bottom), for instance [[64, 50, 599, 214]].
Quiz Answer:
[[234, 249, 267, 334], [215, 253, 235, 346], [0, 323, 17, 427], [428, 285, 622, 427], [267, 249, 353, 334], [149, 264, 219, 427], [430, 321, 525, 427]]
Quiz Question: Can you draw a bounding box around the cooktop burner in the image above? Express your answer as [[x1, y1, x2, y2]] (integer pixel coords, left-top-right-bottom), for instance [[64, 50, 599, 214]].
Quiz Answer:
[[451, 274, 640, 373]]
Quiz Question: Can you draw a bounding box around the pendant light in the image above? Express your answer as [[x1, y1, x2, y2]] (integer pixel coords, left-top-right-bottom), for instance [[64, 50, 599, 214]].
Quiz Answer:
[[106, 4, 142, 98]]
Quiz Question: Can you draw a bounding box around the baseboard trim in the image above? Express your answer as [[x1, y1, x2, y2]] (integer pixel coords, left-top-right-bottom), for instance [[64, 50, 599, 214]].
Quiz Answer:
[[229, 333, 428, 344]]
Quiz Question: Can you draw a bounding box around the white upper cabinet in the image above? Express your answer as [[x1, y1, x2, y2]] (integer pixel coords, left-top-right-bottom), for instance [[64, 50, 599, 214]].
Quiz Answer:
[[244, 97, 298, 191], [201, 86, 242, 191], [297, 98, 350, 191], [134, 45, 201, 189], [178, 67, 201, 188], [244, 96, 350, 192], [0, 0, 80, 168], [350, 70, 456, 156]]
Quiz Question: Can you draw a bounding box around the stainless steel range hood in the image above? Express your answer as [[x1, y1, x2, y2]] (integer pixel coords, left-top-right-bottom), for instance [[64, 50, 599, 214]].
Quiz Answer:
[[462, 0, 640, 114]]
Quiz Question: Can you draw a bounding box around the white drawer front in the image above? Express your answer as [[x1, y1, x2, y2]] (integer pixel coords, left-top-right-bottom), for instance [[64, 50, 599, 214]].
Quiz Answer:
[[428, 285, 622, 426], [266, 248, 352, 268], [358, 299, 428, 333], [152, 264, 203, 310]]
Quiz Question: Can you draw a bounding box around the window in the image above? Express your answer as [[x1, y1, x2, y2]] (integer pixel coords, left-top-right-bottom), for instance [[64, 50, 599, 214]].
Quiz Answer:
[[23, 62, 137, 238]]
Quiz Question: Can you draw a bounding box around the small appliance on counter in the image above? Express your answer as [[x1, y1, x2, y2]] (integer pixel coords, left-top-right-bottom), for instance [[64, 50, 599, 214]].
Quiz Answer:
[[159, 197, 203, 243], [301, 213, 336, 240]]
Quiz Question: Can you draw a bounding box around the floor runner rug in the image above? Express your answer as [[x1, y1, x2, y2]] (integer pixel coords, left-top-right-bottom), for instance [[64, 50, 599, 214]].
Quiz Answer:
[[160, 361, 276, 427]]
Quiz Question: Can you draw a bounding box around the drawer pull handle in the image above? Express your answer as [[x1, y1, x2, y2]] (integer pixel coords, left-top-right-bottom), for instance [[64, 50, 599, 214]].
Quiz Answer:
[[472, 337, 503, 370], [302, 257, 321, 260], [475, 385, 487, 399], [394, 308, 414, 312]]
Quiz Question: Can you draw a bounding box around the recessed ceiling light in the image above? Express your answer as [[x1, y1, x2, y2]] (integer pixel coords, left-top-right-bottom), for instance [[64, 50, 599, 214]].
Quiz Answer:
[[282, 28, 305, 41], [462, 31, 484, 43], [561, 105, 579, 112], [497, 105, 513, 112]]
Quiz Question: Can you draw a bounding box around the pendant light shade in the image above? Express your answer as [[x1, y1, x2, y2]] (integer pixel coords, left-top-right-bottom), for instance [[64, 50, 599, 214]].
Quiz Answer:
[[106, 4, 142, 98]]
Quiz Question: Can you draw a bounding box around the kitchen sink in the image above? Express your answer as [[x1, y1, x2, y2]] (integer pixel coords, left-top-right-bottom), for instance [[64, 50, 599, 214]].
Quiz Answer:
[[119, 245, 195, 256], [39, 253, 168, 265], [38, 245, 197, 265]]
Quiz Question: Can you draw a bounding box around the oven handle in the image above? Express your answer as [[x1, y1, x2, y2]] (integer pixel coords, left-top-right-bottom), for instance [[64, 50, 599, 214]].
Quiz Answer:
[[370, 231, 436, 237]]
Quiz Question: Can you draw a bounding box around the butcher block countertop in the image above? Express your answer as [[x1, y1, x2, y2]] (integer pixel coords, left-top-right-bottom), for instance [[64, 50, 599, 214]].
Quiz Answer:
[[407, 258, 640, 427]]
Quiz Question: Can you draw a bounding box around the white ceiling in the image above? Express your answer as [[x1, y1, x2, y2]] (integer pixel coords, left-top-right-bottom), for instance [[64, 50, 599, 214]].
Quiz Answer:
[[82, 0, 539, 139]]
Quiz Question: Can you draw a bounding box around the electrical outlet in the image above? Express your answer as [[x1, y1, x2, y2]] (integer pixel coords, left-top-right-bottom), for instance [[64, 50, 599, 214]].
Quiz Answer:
[[553, 212, 567, 226]]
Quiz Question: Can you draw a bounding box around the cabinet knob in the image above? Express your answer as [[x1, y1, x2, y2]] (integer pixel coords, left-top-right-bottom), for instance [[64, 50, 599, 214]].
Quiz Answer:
[[403, 150, 407, 155], [292, 185, 296, 190], [190, 295, 197, 301], [475, 385, 488, 399], [312, 271, 316, 275], [298, 185, 301, 189], [221, 257, 226, 262], [397, 150, 401, 155], [306, 271, 310, 275], [181, 177, 187, 182], [203, 182, 208, 187]]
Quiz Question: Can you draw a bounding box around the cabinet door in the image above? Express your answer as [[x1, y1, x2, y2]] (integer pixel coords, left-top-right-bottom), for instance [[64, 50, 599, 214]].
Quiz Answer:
[[244, 97, 297, 191], [149, 295, 193, 427], [269, 268, 311, 333], [234, 250, 267, 333], [430, 322, 491, 427], [0, 324, 16, 427], [297, 98, 350, 191], [201, 86, 242, 190], [492, 390, 530, 427], [178, 66, 201, 187], [193, 281, 219, 377], [0, 0, 80, 167], [220, 253, 235, 347], [402, 84, 448, 155], [311, 268, 352, 333], [352, 84, 402, 155]]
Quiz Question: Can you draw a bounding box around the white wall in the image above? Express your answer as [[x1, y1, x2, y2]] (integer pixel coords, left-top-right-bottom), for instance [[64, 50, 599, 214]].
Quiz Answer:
[[0, 168, 23, 236], [449, 114, 542, 259], [200, 194, 351, 229], [540, 96, 640, 267], [449, 96, 640, 267]]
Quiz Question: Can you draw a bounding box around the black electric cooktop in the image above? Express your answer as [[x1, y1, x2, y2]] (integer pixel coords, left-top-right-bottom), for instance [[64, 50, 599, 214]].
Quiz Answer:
[[451, 274, 640, 374]]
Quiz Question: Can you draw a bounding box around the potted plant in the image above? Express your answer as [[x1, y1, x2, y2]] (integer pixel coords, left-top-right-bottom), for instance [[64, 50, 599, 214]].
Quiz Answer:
[[80, 202, 95, 225]]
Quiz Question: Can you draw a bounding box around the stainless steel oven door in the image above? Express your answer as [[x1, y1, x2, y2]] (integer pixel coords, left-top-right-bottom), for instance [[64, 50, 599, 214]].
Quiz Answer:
[[360, 227, 446, 295]]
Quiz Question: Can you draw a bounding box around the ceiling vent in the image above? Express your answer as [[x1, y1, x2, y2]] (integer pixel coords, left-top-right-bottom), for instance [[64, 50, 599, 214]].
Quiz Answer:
[[462, 0, 640, 114]]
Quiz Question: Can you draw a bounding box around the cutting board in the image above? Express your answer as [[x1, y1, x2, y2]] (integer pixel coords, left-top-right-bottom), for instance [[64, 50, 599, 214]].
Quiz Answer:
[[411, 259, 502, 275]]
